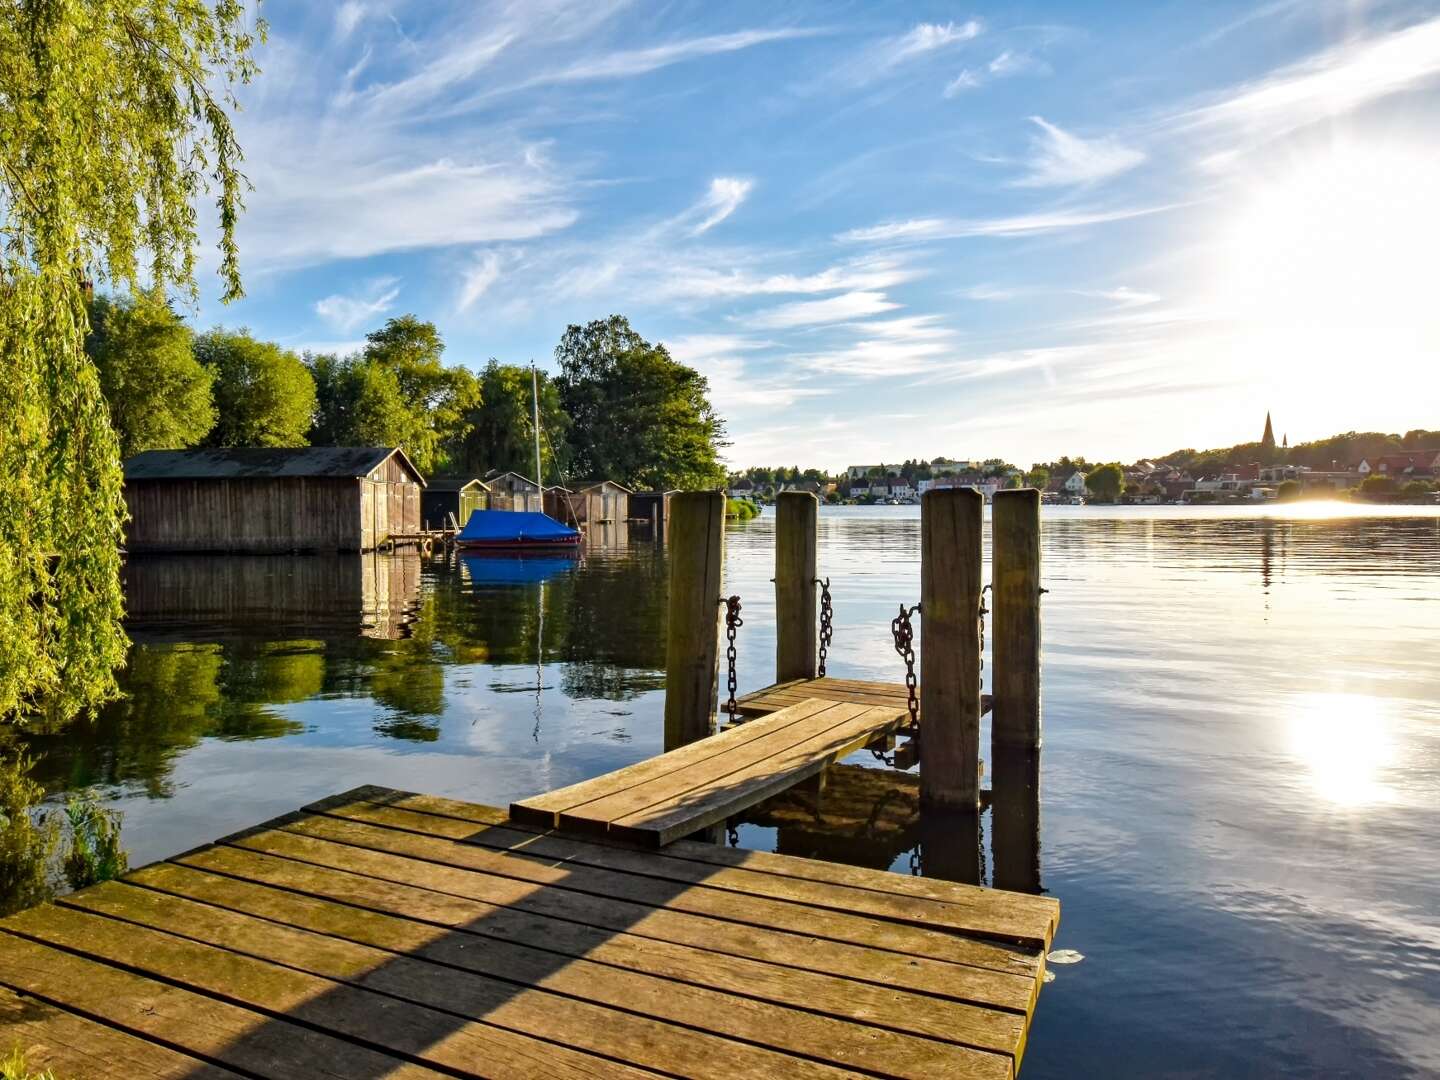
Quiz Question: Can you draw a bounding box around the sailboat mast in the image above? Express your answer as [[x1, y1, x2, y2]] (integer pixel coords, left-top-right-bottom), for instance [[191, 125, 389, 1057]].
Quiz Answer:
[[531, 362, 543, 498]]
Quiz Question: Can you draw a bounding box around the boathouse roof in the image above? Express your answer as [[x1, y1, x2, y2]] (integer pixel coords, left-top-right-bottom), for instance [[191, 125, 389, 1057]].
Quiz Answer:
[[123, 446, 425, 484]]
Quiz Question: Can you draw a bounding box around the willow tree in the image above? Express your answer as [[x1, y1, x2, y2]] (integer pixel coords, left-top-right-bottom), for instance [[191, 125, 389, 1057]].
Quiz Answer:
[[0, 2, 263, 722]]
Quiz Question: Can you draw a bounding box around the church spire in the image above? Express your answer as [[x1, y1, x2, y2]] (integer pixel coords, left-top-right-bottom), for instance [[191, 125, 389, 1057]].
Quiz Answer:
[[1261, 411, 1276, 451]]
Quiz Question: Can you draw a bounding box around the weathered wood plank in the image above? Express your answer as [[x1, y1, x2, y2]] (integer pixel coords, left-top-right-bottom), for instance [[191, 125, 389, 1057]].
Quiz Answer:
[[222, 827, 1042, 1006], [992, 488, 1043, 750], [158, 849, 1034, 1044], [60, 883, 888, 1080], [0, 931, 444, 1079], [608, 706, 908, 845], [0, 985, 244, 1079], [736, 678, 993, 718], [555, 700, 884, 841], [83, 875, 1016, 1078], [511, 698, 845, 828], [664, 491, 725, 750], [2, 905, 659, 1080], [775, 492, 819, 682], [323, 787, 1059, 949]]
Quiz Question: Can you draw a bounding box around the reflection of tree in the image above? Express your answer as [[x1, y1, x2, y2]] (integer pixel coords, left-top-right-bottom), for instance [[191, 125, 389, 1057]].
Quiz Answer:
[[368, 596, 447, 726], [554, 550, 669, 700]]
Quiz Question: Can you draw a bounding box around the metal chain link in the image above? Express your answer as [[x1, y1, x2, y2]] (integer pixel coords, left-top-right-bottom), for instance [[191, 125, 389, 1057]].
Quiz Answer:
[[978, 583, 990, 679], [726, 822, 740, 847], [721, 594, 743, 721], [813, 577, 833, 678], [890, 602, 921, 726]]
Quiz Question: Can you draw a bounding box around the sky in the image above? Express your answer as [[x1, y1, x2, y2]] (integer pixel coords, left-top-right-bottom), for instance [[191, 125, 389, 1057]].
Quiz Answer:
[[196, 0, 1440, 469]]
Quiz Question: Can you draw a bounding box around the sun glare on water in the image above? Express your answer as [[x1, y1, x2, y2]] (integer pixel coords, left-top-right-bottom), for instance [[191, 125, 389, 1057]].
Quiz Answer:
[[1286, 692, 1397, 809]]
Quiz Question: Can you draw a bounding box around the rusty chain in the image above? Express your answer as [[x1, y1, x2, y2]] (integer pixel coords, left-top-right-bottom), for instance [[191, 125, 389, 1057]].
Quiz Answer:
[[721, 594, 743, 722], [813, 577, 833, 677], [890, 602, 922, 726], [979, 583, 990, 679]]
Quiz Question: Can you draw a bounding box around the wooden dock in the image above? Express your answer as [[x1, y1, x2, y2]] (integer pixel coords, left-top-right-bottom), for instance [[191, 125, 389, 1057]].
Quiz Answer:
[[0, 785, 1058, 1079]]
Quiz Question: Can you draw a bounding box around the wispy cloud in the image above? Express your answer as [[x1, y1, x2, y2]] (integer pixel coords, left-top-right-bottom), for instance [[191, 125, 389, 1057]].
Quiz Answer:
[[666, 334, 831, 409], [838, 203, 1175, 244], [1177, 15, 1440, 162], [313, 276, 401, 332], [797, 338, 952, 378], [686, 177, 754, 236], [748, 290, 901, 329], [541, 28, 823, 84], [883, 20, 983, 66], [1013, 117, 1146, 187], [943, 70, 983, 96], [944, 48, 1049, 96], [456, 252, 503, 312], [1080, 286, 1160, 307], [334, 1, 366, 40]]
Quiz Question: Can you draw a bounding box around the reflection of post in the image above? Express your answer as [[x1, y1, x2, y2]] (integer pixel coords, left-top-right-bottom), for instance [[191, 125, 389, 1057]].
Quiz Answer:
[[664, 492, 725, 751], [920, 487, 983, 809], [991, 747, 1042, 894], [775, 492, 818, 683], [917, 806, 983, 885], [992, 488, 1042, 750]]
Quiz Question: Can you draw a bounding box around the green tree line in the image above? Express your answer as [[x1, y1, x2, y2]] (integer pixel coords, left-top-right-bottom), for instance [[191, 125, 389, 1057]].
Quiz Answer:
[[87, 297, 727, 489]]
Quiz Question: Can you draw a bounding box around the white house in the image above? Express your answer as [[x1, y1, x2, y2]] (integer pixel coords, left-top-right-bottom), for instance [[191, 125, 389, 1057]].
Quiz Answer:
[[1064, 471, 1087, 496]]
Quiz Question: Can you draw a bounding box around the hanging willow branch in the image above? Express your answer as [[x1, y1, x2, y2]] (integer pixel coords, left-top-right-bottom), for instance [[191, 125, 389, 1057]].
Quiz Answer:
[[0, 0, 264, 722]]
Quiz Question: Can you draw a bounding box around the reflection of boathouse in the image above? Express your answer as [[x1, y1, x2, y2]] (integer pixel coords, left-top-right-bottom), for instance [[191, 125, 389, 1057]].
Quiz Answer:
[[122, 446, 425, 553], [122, 552, 423, 640]]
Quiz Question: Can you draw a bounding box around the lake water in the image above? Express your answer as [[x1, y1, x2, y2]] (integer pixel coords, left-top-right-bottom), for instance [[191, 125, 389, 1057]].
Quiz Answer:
[[13, 504, 1440, 1078]]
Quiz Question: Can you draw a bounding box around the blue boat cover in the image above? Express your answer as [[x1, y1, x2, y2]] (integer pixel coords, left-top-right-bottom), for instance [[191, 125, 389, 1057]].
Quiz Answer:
[[461, 553, 578, 585], [457, 509, 580, 543]]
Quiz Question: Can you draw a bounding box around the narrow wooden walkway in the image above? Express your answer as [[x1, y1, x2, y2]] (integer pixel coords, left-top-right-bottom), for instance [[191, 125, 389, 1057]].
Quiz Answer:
[[0, 785, 1059, 1079], [735, 676, 993, 722], [511, 697, 908, 845]]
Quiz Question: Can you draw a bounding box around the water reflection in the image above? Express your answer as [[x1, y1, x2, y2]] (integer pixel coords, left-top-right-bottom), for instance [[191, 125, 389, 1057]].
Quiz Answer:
[[1288, 692, 1398, 808]]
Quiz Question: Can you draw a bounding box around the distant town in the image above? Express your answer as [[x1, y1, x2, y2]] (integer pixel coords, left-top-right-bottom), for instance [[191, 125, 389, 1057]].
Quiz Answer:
[[727, 415, 1440, 507]]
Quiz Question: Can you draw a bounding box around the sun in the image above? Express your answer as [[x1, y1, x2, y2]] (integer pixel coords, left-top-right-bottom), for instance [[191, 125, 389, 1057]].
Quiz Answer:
[[1206, 138, 1440, 394]]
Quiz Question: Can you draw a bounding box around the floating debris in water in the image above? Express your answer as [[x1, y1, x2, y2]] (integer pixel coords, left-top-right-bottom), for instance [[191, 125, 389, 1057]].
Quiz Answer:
[[1047, 949, 1084, 965], [1043, 970, 1056, 983]]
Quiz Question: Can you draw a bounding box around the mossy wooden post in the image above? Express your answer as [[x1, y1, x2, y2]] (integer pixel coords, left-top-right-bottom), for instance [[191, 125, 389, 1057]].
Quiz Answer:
[[775, 491, 818, 683], [665, 491, 725, 751], [920, 487, 984, 810], [992, 488, 1042, 750]]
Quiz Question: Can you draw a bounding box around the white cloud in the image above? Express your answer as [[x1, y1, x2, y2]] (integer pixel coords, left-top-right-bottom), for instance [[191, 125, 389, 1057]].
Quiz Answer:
[[1013, 117, 1146, 187], [962, 284, 1022, 301], [666, 334, 831, 410], [1181, 15, 1440, 144], [456, 252, 502, 312], [943, 70, 983, 96], [687, 177, 754, 236], [334, 2, 366, 39], [838, 204, 1175, 244], [313, 276, 401, 332], [988, 50, 1048, 77], [652, 255, 918, 302], [885, 20, 983, 65], [541, 28, 822, 84], [843, 314, 955, 340], [1081, 286, 1160, 307], [748, 290, 900, 329], [797, 338, 952, 378]]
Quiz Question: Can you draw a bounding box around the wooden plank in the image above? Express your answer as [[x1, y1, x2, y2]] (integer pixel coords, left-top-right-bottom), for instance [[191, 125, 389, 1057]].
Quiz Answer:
[[0, 985, 244, 1079], [920, 487, 984, 809], [273, 811, 1039, 973], [774, 492, 819, 682], [737, 679, 993, 718], [88, 874, 1016, 1078], [664, 491, 725, 750], [160, 849, 1033, 1047], [511, 698, 845, 828], [555, 700, 884, 840], [0, 931, 443, 1079], [325, 787, 1060, 949], [59, 883, 886, 1080], [223, 826, 1042, 1008], [2, 905, 659, 1080], [609, 706, 908, 845]]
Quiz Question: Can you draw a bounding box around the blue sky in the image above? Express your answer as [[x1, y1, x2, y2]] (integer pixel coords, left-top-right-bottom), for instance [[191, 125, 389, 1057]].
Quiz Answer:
[[199, 1, 1440, 468]]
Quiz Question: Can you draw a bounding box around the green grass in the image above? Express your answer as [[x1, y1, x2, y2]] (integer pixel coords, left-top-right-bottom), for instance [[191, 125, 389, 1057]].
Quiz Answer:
[[2, 1046, 59, 1080]]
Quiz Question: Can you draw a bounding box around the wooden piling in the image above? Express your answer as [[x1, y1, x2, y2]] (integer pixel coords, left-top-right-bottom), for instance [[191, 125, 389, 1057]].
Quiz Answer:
[[991, 488, 1042, 750], [919, 487, 984, 810], [664, 491, 725, 751], [774, 491, 819, 683]]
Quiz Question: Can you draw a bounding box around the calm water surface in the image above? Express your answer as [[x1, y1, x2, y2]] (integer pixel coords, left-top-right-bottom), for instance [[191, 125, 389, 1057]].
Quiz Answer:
[[17, 505, 1440, 1078]]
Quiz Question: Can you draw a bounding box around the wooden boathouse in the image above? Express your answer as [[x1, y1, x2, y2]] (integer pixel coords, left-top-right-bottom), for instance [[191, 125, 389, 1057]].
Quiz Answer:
[[483, 470, 543, 512], [422, 474, 490, 529], [122, 446, 425, 554], [571, 479, 633, 524]]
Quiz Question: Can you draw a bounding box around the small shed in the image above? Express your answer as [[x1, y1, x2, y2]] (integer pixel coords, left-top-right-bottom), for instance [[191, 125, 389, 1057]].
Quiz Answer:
[[484, 470, 543, 513], [543, 486, 581, 526], [122, 446, 424, 554], [422, 475, 490, 529], [629, 490, 678, 533], [572, 480, 633, 524]]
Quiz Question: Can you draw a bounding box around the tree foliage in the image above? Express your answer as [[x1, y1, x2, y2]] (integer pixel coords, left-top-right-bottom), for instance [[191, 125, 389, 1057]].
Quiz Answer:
[[197, 328, 316, 448], [556, 315, 726, 490], [451, 361, 569, 480], [1085, 463, 1124, 502], [0, 0, 262, 723], [86, 293, 213, 457]]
